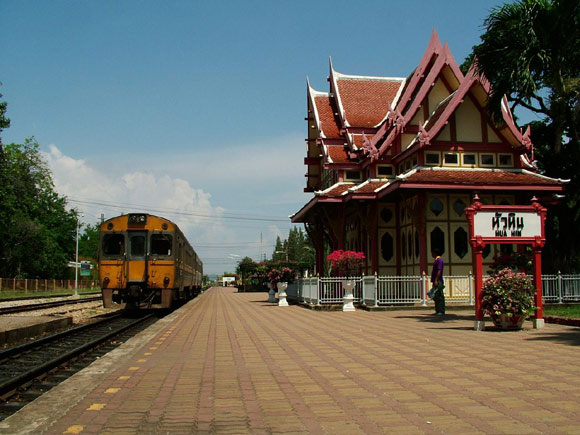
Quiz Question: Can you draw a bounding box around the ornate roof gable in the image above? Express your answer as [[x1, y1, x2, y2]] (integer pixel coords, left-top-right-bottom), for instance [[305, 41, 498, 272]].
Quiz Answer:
[[367, 30, 467, 160]]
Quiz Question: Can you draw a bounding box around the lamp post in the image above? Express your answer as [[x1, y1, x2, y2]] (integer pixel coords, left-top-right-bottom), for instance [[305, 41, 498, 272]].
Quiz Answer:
[[74, 213, 84, 297]]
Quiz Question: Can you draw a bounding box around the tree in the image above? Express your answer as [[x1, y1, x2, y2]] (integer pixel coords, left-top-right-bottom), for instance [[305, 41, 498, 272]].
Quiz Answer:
[[78, 223, 99, 260], [0, 138, 77, 278], [271, 228, 314, 273], [468, 0, 580, 272], [0, 84, 10, 150], [472, 0, 580, 152]]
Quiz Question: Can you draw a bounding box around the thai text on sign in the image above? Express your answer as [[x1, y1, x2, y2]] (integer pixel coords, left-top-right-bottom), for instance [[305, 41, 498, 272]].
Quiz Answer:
[[473, 211, 542, 238]]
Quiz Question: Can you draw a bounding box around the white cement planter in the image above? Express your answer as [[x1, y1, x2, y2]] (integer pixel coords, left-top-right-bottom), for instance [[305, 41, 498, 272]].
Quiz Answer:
[[277, 282, 289, 306], [342, 280, 355, 311], [267, 282, 277, 303]]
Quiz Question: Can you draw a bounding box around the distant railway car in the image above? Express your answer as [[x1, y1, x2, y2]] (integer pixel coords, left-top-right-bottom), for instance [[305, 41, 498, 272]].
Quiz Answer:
[[99, 213, 202, 309]]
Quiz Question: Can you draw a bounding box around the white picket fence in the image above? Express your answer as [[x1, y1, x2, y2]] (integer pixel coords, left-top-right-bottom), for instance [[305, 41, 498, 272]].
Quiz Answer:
[[286, 273, 580, 306]]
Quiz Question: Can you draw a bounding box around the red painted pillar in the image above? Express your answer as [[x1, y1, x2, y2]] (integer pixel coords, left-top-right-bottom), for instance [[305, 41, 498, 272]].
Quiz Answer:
[[533, 245, 543, 320], [472, 241, 485, 331]]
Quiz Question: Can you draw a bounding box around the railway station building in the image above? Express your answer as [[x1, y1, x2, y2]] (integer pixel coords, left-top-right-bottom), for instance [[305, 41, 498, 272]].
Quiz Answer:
[[291, 31, 566, 277]]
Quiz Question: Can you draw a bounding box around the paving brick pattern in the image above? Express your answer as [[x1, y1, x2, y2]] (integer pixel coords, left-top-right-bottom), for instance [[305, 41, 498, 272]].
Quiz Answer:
[[40, 287, 580, 433]]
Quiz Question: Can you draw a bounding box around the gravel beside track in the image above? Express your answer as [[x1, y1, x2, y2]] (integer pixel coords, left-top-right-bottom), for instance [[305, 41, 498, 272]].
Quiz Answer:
[[0, 313, 158, 421]]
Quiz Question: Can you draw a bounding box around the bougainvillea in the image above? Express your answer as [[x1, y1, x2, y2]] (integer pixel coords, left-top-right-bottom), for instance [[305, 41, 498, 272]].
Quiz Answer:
[[268, 267, 296, 285], [481, 268, 536, 318], [326, 250, 365, 277]]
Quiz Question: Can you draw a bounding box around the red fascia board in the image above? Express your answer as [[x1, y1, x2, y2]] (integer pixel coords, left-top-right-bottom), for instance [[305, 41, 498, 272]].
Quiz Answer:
[[324, 163, 361, 170], [393, 30, 444, 123], [423, 76, 478, 143], [392, 142, 420, 164], [398, 182, 565, 192], [344, 193, 377, 201], [396, 55, 448, 134]]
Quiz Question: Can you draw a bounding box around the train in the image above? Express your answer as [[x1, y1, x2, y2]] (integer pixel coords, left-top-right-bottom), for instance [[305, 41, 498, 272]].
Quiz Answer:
[[98, 213, 203, 309]]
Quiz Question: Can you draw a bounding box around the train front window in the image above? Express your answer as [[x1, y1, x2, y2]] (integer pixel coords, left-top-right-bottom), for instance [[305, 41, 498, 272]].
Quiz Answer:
[[130, 235, 146, 257], [102, 234, 125, 256], [151, 234, 173, 256]]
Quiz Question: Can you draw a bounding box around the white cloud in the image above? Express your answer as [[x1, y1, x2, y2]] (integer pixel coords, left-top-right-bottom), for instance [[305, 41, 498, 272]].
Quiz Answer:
[[41, 143, 306, 275]]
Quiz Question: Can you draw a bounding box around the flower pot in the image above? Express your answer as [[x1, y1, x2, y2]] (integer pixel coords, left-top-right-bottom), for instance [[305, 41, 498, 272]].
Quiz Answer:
[[277, 282, 289, 306], [266, 282, 276, 303], [342, 279, 355, 312], [490, 313, 525, 330]]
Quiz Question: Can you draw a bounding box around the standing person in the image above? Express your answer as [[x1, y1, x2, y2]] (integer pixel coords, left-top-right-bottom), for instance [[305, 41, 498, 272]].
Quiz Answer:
[[430, 249, 445, 315]]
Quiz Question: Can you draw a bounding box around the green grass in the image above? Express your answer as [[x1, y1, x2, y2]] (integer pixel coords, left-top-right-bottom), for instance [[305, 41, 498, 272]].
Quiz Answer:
[[543, 304, 580, 319], [0, 288, 100, 300]]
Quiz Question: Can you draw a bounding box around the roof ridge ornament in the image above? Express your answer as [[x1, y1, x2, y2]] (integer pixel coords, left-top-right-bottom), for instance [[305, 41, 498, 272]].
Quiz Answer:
[[362, 131, 379, 162], [418, 124, 430, 146]]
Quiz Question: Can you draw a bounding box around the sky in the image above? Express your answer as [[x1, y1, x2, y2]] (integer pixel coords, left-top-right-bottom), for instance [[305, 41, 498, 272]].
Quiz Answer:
[[0, 0, 510, 276]]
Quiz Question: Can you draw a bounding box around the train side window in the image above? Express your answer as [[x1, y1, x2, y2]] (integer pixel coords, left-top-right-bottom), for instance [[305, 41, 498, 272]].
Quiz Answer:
[[102, 234, 125, 256], [151, 234, 173, 256]]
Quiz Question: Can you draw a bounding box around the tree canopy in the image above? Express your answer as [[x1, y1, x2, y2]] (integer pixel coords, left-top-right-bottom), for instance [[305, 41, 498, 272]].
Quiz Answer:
[[0, 92, 78, 278], [472, 0, 579, 151], [469, 0, 580, 271]]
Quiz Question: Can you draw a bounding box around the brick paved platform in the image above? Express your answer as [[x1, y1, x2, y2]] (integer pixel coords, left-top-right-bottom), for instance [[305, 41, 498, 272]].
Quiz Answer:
[[2, 286, 580, 434]]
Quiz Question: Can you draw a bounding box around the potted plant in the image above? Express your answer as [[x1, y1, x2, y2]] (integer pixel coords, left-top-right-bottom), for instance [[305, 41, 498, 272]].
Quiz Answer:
[[326, 250, 365, 277], [481, 268, 536, 330], [268, 267, 296, 306], [326, 250, 365, 311]]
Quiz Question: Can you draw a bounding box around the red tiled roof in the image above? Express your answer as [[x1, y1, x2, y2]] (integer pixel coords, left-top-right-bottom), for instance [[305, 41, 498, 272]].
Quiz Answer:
[[326, 145, 350, 164], [320, 183, 353, 197], [314, 96, 341, 138], [351, 134, 365, 148], [353, 181, 389, 194], [337, 79, 402, 127], [402, 170, 563, 186]]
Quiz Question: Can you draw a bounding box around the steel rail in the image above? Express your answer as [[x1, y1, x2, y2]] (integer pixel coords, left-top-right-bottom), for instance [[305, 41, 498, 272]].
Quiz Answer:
[[0, 296, 102, 315], [0, 314, 154, 398], [0, 292, 101, 303]]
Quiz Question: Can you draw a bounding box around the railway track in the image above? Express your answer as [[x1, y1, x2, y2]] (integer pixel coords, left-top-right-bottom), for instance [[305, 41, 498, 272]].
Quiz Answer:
[[0, 313, 157, 420], [0, 296, 102, 315]]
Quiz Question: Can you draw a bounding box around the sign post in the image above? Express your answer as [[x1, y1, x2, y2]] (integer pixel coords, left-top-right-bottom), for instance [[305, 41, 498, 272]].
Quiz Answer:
[[465, 195, 547, 331]]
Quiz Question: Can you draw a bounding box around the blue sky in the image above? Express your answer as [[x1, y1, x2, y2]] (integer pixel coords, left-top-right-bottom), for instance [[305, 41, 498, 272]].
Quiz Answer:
[[0, 0, 508, 275]]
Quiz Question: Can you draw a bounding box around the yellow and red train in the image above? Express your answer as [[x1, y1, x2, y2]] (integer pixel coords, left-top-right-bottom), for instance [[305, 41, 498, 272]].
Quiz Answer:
[[99, 213, 202, 309]]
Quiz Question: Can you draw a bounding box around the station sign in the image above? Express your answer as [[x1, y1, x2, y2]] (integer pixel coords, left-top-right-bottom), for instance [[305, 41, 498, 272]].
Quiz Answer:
[[80, 261, 92, 276], [473, 211, 542, 239]]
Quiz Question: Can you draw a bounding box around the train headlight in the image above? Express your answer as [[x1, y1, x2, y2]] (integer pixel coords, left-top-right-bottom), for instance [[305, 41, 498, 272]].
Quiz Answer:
[[103, 277, 110, 287], [163, 277, 170, 287], [128, 214, 147, 224]]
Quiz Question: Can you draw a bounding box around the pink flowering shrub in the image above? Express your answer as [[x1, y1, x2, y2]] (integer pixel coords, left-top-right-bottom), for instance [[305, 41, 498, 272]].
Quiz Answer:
[[268, 267, 295, 285], [326, 250, 365, 277], [481, 268, 536, 318]]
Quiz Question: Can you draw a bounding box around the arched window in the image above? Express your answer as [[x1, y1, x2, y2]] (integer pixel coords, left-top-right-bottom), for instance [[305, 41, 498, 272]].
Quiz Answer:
[[454, 227, 468, 259], [430, 226, 445, 255], [381, 233, 394, 262]]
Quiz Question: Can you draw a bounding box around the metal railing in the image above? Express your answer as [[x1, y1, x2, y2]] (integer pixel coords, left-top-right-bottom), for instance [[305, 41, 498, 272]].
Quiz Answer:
[[293, 273, 580, 306], [0, 278, 99, 294], [542, 274, 580, 303]]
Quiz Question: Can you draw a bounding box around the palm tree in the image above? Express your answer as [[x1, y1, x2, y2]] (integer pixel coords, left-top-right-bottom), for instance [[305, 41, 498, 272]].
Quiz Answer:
[[472, 0, 579, 153]]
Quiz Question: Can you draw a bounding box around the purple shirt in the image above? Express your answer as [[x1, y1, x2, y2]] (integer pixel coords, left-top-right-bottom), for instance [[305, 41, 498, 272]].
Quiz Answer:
[[431, 256, 444, 284]]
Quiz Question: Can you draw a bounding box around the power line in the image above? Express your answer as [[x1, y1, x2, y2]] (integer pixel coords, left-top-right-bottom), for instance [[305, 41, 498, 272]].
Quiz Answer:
[[68, 197, 291, 223]]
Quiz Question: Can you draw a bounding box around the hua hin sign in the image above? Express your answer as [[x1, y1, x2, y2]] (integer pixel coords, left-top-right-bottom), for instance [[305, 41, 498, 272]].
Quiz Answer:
[[465, 196, 546, 243], [465, 195, 547, 331], [473, 211, 542, 239]]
